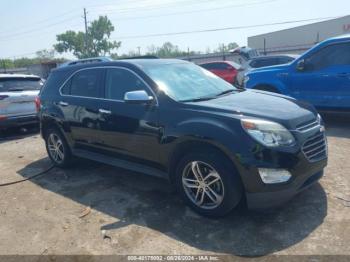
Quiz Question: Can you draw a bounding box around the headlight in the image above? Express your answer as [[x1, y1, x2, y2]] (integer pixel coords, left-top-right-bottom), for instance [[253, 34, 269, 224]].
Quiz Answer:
[[241, 119, 295, 147]]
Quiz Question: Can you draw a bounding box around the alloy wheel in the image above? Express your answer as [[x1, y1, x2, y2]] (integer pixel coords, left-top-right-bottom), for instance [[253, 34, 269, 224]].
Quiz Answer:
[[182, 161, 224, 209], [47, 133, 65, 164]]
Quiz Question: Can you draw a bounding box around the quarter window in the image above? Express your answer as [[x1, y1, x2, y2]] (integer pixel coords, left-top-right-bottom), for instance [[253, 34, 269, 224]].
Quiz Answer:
[[105, 68, 148, 100]]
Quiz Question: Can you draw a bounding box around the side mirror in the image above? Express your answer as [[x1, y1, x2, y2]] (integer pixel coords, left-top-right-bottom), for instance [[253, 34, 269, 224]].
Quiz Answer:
[[124, 90, 154, 104], [296, 59, 306, 71]]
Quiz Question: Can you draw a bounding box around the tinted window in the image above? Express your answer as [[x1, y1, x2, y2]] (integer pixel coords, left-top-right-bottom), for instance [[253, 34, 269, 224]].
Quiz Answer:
[[201, 63, 231, 70], [105, 68, 148, 100], [306, 43, 350, 71], [66, 69, 103, 98], [0, 77, 43, 92], [279, 57, 294, 64]]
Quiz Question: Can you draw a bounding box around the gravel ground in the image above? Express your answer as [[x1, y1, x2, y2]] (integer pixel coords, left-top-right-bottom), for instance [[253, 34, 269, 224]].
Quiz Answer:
[[0, 115, 349, 257]]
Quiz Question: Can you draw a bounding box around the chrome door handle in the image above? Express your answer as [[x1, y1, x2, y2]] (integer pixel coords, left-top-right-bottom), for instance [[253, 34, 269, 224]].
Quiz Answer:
[[99, 109, 111, 114], [59, 101, 69, 107]]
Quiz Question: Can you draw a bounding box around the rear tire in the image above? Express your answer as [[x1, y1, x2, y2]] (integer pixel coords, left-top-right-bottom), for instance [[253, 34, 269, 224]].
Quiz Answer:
[[44, 128, 72, 168], [174, 150, 243, 217]]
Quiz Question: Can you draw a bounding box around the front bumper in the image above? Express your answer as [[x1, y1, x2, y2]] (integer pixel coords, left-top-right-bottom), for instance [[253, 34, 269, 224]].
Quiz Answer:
[[246, 168, 324, 209], [0, 114, 38, 129]]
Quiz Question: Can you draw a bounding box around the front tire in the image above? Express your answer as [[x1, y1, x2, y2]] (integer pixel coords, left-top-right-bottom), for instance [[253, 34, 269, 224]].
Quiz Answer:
[[45, 128, 72, 168], [174, 150, 243, 217]]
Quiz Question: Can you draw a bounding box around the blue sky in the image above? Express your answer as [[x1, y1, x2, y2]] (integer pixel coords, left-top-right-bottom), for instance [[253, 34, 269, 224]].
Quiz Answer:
[[0, 0, 349, 59]]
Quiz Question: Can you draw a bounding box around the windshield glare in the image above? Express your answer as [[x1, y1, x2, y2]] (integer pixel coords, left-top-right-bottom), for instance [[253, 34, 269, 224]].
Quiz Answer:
[[0, 78, 43, 92], [143, 62, 236, 102]]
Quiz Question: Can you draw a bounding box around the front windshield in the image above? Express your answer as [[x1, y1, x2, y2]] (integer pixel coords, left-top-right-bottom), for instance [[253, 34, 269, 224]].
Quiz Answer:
[[142, 62, 236, 102]]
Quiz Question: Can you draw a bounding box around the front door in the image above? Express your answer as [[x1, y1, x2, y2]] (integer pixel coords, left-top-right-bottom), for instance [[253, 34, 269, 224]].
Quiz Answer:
[[290, 42, 350, 109], [96, 67, 161, 164]]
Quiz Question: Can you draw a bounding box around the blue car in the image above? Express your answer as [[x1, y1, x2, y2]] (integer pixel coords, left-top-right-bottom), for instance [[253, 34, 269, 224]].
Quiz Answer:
[[245, 35, 350, 111]]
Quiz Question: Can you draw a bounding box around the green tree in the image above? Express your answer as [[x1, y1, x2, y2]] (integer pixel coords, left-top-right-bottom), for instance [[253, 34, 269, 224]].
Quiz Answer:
[[0, 59, 14, 70], [36, 49, 55, 60], [215, 42, 239, 53], [54, 16, 121, 59]]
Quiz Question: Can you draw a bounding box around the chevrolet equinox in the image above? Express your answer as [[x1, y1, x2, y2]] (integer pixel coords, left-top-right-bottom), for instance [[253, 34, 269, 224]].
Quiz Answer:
[[38, 59, 328, 217]]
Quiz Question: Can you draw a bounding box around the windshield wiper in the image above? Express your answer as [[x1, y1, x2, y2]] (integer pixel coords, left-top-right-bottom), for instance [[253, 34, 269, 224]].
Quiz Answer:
[[215, 89, 237, 97], [179, 96, 217, 102]]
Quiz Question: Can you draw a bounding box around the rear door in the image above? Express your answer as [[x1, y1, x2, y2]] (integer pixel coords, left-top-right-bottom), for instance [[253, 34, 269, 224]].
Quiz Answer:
[[290, 42, 350, 109], [59, 68, 105, 150], [0, 77, 43, 117]]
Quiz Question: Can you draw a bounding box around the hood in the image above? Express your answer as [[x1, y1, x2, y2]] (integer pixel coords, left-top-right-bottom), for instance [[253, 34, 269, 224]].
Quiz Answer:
[[188, 90, 317, 129], [248, 63, 289, 74]]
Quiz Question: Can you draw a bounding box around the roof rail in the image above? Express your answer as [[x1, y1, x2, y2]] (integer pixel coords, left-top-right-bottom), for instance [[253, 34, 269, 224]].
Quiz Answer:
[[122, 55, 159, 60], [59, 57, 113, 67]]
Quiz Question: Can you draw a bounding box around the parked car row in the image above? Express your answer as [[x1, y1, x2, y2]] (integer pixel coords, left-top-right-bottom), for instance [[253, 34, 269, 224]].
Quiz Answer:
[[199, 54, 298, 87], [244, 35, 350, 112]]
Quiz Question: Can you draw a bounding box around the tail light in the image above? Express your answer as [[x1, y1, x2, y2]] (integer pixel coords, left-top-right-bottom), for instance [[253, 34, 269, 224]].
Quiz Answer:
[[35, 96, 41, 113], [0, 95, 9, 100]]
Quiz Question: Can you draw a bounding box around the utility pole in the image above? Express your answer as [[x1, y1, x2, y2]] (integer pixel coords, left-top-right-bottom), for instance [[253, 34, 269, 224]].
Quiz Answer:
[[83, 8, 88, 57], [137, 46, 141, 55]]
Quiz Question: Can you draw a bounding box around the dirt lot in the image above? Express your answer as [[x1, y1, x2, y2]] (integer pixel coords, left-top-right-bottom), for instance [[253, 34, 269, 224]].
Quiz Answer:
[[0, 115, 349, 257]]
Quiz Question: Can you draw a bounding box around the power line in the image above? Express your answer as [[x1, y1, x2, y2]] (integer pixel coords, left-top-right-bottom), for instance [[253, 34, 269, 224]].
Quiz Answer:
[[0, 0, 275, 39], [114, 16, 340, 39], [88, 0, 219, 15], [0, 15, 81, 39], [106, 0, 278, 22], [0, 8, 81, 35]]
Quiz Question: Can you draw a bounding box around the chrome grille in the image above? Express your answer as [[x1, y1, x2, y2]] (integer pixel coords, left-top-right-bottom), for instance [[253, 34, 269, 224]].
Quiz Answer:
[[296, 119, 319, 132], [302, 132, 327, 162]]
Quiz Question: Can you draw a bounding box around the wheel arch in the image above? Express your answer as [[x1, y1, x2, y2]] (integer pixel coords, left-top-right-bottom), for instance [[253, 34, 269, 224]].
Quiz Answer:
[[167, 139, 243, 186]]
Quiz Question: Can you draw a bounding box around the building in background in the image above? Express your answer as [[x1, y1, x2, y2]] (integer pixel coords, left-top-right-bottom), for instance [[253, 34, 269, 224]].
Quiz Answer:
[[248, 15, 350, 55]]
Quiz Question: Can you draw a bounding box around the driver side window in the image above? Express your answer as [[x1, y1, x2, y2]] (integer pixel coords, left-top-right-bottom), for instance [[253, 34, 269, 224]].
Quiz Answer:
[[105, 68, 149, 101], [305, 43, 350, 71]]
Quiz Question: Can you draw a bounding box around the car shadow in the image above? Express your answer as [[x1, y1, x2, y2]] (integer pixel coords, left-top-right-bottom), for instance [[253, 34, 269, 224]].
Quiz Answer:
[[322, 112, 350, 139], [17, 157, 327, 256], [0, 124, 39, 144]]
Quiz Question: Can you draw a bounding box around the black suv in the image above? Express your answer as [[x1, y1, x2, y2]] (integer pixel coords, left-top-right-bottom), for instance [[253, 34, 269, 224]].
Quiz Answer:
[[38, 59, 328, 217]]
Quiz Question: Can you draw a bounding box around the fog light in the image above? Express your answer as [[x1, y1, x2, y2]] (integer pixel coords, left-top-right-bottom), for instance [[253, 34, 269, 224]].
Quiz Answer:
[[258, 168, 292, 184]]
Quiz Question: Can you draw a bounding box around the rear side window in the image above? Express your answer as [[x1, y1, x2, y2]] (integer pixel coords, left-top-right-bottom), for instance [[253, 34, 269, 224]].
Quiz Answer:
[[201, 63, 230, 70], [279, 57, 294, 64], [254, 58, 279, 68], [61, 68, 104, 98], [200, 63, 214, 70], [0, 77, 43, 92], [105, 68, 148, 100]]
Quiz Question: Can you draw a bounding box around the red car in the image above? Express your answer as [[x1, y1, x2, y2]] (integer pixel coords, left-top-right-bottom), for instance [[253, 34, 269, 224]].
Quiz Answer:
[[199, 61, 241, 84]]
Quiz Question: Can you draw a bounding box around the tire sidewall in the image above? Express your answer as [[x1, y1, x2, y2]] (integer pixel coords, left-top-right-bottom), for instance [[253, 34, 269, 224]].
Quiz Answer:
[[45, 128, 71, 168], [174, 151, 243, 217]]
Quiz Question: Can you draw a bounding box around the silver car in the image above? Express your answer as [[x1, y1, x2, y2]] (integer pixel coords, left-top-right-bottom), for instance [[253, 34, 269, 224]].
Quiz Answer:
[[0, 74, 43, 130]]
